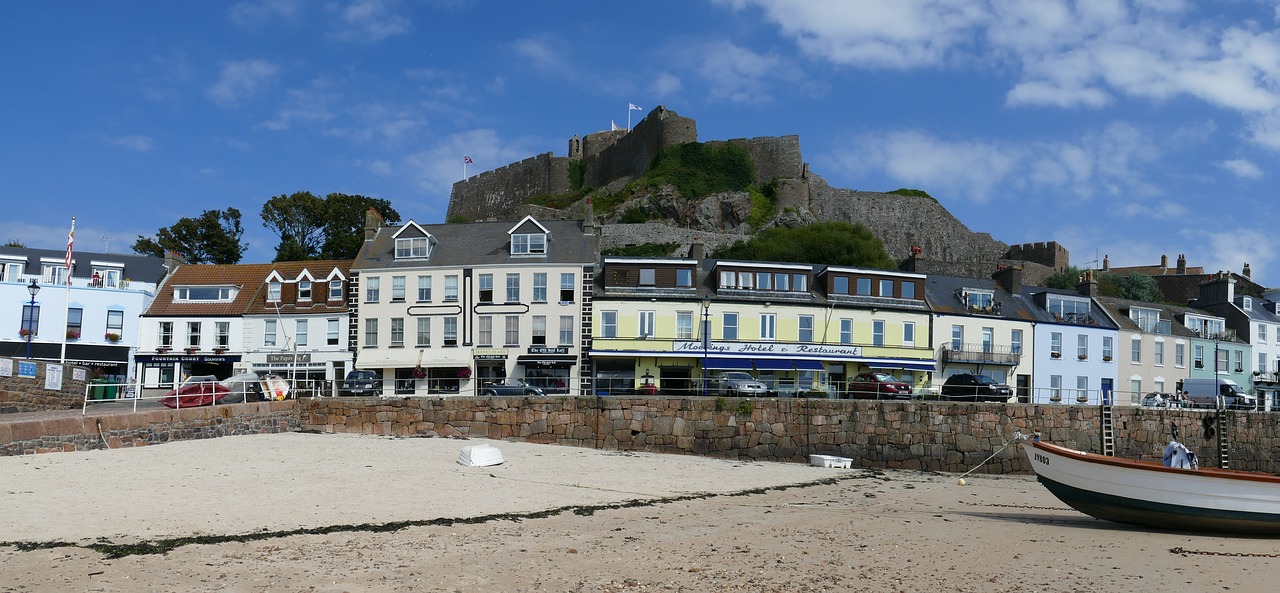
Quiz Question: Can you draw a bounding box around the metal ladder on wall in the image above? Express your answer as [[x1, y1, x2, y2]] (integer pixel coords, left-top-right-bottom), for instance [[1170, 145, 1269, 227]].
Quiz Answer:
[[1100, 404, 1115, 456], [1217, 406, 1230, 469]]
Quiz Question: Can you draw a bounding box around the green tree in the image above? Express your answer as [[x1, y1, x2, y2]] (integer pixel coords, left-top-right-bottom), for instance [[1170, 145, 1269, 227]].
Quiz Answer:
[[262, 191, 326, 262], [3, 240, 25, 248], [132, 208, 247, 264], [319, 193, 400, 260], [642, 142, 755, 199], [710, 221, 896, 269], [261, 192, 401, 261], [1043, 265, 1084, 290], [1099, 272, 1163, 302]]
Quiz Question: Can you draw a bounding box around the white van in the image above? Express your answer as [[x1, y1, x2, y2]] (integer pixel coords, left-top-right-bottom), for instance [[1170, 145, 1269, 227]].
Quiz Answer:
[[1177, 378, 1255, 410]]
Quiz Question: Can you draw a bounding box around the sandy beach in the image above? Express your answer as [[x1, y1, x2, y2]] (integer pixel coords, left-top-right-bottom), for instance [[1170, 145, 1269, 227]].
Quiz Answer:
[[1, 432, 1276, 592]]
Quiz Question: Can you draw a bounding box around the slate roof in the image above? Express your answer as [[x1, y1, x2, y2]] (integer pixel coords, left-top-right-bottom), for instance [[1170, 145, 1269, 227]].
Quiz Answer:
[[352, 218, 598, 271], [1092, 295, 1198, 338], [143, 260, 352, 317], [0, 246, 167, 283], [924, 273, 1039, 321]]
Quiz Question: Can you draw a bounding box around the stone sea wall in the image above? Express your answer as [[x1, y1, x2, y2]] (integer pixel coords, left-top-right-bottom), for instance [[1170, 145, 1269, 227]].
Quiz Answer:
[[298, 397, 1280, 474]]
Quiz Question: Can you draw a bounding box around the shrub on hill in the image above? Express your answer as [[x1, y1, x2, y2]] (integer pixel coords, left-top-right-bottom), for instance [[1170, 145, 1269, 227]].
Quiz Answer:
[[710, 221, 896, 269], [641, 142, 755, 199], [887, 188, 937, 203]]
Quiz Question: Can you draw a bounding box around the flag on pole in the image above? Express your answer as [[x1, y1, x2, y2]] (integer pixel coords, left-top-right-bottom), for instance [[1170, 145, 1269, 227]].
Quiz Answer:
[[629, 103, 642, 111], [464, 155, 474, 164], [64, 217, 75, 284], [611, 120, 619, 131]]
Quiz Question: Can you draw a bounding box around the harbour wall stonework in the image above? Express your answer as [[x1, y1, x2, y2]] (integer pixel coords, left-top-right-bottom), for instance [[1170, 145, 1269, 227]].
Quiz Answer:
[[5, 390, 1275, 473], [296, 397, 1280, 474]]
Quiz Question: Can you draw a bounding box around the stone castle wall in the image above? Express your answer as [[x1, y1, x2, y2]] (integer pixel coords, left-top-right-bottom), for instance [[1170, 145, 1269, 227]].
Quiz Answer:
[[582, 106, 698, 189], [446, 152, 571, 222], [705, 135, 803, 186], [1006, 241, 1070, 270]]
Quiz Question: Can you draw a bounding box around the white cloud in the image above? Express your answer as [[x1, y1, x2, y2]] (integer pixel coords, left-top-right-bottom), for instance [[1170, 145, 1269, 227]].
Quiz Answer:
[[1221, 158, 1263, 179], [1203, 227, 1274, 279], [513, 34, 572, 74], [730, 0, 1280, 151], [329, 0, 411, 42], [206, 59, 279, 107], [827, 121, 1164, 206], [258, 82, 335, 131], [716, 0, 989, 69], [105, 135, 155, 152], [399, 129, 542, 200], [229, 0, 304, 27], [650, 72, 683, 97]]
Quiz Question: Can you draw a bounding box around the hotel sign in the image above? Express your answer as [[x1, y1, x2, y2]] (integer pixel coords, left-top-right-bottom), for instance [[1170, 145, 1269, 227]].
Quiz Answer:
[[673, 341, 864, 358]]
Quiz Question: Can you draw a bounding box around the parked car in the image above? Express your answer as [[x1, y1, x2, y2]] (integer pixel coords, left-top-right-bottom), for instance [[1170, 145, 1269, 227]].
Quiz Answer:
[[340, 370, 380, 396], [160, 375, 232, 408], [845, 372, 913, 399], [480, 379, 545, 396], [220, 372, 264, 403], [940, 373, 1013, 402], [715, 372, 768, 397]]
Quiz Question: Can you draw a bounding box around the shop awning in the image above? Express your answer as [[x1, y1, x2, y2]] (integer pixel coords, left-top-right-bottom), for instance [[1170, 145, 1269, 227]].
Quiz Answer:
[[516, 354, 577, 367], [752, 358, 794, 371], [866, 359, 937, 372], [703, 357, 752, 370], [793, 359, 826, 371]]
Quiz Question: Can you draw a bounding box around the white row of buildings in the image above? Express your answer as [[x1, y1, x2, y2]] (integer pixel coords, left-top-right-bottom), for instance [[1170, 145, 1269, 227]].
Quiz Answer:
[[4, 213, 1278, 407]]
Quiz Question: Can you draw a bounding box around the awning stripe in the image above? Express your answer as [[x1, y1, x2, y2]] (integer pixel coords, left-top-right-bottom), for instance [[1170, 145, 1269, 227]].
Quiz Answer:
[[703, 357, 752, 370], [752, 358, 794, 371]]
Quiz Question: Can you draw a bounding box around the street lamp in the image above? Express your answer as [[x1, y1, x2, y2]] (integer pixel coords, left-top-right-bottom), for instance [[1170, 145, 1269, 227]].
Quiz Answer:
[[700, 299, 711, 397], [25, 279, 40, 359]]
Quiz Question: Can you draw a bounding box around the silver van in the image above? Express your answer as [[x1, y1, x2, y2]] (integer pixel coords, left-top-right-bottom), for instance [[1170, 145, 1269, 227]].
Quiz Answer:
[[1177, 378, 1255, 410]]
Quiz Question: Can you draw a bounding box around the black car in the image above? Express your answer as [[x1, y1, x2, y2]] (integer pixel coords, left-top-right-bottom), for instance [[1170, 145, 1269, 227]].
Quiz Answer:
[[940, 373, 1013, 402], [340, 370, 380, 396]]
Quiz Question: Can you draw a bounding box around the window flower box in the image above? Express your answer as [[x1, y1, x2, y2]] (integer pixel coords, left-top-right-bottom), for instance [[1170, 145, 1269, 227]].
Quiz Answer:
[[1077, 354, 1087, 360], [1050, 352, 1062, 359], [19, 328, 33, 337], [105, 333, 121, 343], [1102, 356, 1112, 362], [66, 329, 80, 340]]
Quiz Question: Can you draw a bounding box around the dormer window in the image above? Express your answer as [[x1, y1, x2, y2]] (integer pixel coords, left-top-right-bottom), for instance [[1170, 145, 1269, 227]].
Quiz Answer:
[[512, 233, 546, 255], [961, 289, 994, 312], [267, 281, 281, 302], [395, 237, 430, 259], [298, 280, 312, 301], [176, 286, 235, 302], [1243, 297, 1253, 311]]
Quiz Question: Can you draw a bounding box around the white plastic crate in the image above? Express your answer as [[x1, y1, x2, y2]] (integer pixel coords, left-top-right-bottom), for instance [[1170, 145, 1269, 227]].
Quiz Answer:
[[809, 454, 852, 469]]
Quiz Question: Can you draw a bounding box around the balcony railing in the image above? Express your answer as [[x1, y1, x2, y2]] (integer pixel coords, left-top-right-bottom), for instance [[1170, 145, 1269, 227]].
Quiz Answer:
[[938, 343, 1021, 365]]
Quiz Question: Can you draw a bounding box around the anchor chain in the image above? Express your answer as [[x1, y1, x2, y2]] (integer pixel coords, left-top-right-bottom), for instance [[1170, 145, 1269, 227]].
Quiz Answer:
[[1169, 546, 1280, 558]]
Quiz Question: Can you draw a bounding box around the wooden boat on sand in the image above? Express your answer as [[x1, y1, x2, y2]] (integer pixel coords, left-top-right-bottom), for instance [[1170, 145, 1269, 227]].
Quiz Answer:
[[1017, 432, 1280, 535]]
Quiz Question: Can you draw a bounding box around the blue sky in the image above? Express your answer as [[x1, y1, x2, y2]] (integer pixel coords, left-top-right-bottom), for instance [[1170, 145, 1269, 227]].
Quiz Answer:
[[4, 1, 1279, 286]]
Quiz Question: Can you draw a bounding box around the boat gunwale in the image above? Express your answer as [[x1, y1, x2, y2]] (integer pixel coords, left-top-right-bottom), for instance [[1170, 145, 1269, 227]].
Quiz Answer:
[[1027, 438, 1280, 485]]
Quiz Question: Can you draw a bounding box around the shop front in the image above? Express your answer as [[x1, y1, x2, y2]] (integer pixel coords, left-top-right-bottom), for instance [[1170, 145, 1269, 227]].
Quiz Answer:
[[135, 352, 242, 395], [517, 347, 576, 394]]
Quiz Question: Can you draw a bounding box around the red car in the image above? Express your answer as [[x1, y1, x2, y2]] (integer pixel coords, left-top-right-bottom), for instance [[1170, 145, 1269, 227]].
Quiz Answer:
[[160, 375, 232, 408], [845, 372, 914, 400]]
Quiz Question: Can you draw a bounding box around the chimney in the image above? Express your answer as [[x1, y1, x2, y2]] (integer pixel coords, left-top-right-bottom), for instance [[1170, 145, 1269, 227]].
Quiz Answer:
[[689, 236, 704, 263], [1102, 254, 1110, 271], [164, 250, 187, 274], [364, 207, 384, 241], [1077, 268, 1098, 297], [1176, 254, 1187, 274], [583, 197, 595, 235], [992, 264, 1023, 295], [1243, 262, 1252, 279], [1160, 254, 1168, 269]]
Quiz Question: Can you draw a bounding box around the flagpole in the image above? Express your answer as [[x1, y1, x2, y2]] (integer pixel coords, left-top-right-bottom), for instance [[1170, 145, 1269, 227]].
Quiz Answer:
[[60, 216, 75, 364]]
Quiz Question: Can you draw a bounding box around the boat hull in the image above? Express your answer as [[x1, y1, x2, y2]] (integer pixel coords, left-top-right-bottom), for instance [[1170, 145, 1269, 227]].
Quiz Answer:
[[1022, 440, 1280, 535]]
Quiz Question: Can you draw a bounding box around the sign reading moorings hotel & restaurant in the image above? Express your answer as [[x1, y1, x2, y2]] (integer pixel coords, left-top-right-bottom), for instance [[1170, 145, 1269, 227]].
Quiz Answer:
[[673, 341, 864, 358]]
